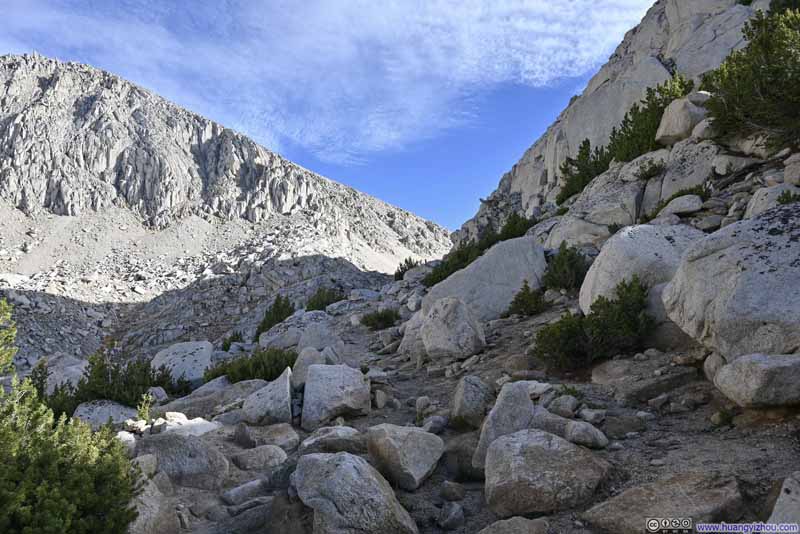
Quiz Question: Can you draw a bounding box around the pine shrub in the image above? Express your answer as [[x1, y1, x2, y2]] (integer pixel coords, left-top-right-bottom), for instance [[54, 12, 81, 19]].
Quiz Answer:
[[704, 9, 800, 148], [221, 331, 244, 351], [256, 295, 295, 337], [203, 348, 296, 383], [361, 309, 401, 331], [505, 280, 549, 317], [634, 160, 666, 181], [778, 190, 800, 204], [394, 258, 421, 281], [306, 287, 345, 311], [542, 242, 590, 293], [0, 299, 17, 372], [533, 313, 590, 371]]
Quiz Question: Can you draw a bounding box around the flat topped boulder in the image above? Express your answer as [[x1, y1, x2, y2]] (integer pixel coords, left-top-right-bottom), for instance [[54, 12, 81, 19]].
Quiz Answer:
[[73, 400, 137, 430], [591, 352, 698, 403], [714, 354, 800, 408], [151, 341, 213, 386], [583, 473, 742, 534], [291, 452, 419, 534], [301, 364, 370, 431], [423, 236, 547, 322], [663, 204, 800, 360], [366, 424, 445, 490], [241, 367, 292, 425], [420, 297, 486, 361], [485, 429, 610, 517]]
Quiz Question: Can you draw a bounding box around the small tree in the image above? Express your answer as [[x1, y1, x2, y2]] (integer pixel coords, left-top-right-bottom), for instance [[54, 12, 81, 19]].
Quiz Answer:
[[394, 258, 420, 281], [306, 287, 345, 311], [256, 295, 295, 337], [505, 280, 549, 317], [542, 242, 591, 292], [0, 299, 17, 373]]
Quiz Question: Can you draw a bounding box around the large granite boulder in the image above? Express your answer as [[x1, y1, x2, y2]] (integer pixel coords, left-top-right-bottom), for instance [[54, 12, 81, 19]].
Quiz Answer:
[[73, 400, 137, 430], [450, 375, 494, 429], [663, 205, 800, 360], [366, 424, 445, 490], [241, 368, 293, 425], [485, 429, 610, 516], [291, 452, 419, 534], [151, 341, 213, 386], [714, 354, 800, 408], [472, 381, 535, 469], [301, 364, 370, 431], [744, 184, 800, 219], [136, 433, 229, 490], [655, 97, 708, 146], [423, 236, 547, 322], [420, 297, 486, 362]]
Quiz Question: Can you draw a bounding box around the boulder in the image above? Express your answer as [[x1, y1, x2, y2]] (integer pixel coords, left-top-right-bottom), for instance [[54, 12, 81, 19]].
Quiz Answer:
[[151, 341, 213, 386], [232, 444, 288, 471], [241, 368, 293, 425], [291, 347, 327, 389], [744, 184, 800, 219], [659, 194, 703, 216], [420, 297, 485, 361], [450, 375, 493, 429], [423, 236, 547, 321], [72, 400, 137, 430], [592, 351, 698, 403], [657, 140, 720, 203], [768, 472, 800, 525], [472, 381, 535, 469], [477, 517, 549, 534], [564, 420, 609, 449], [156, 377, 267, 419], [655, 98, 708, 146], [301, 364, 370, 431], [583, 473, 743, 534], [136, 433, 228, 490], [785, 153, 800, 186], [129, 478, 179, 534], [714, 354, 800, 408], [663, 205, 800, 360], [485, 429, 610, 516], [298, 426, 366, 454], [291, 452, 419, 534], [366, 424, 445, 490]]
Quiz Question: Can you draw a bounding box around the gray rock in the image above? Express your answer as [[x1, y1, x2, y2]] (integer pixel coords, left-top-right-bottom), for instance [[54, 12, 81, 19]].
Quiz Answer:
[[547, 394, 579, 418], [151, 341, 213, 386], [485, 429, 610, 516], [437, 502, 465, 531], [564, 420, 609, 449], [477, 517, 549, 534], [583, 473, 743, 534], [423, 236, 547, 322], [704, 352, 726, 382], [156, 377, 267, 419], [129, 478, 179, 534], [768, 472, 800, 525], [298, 425, 366, 454], [472, 381, 535, 469], [366, 424, 445, 490], [714, 354, 800, 408], [136, 432, 229, 490], [301, 364, 371, 431], [72, 400, 137, 430], [242, 367, 293, 425], [785, 153, 800, 186], [659, 194, 703, 216], [656, 97, 708, 146], [232, 444, 288, 471], [744, 184, 800, 219], [291, 346, 327, 389], [420, 297, 486, 362], [451, 375, 493, 429], [221, 479, 267, 506], [664, 205, 800, 360], [291, 452, 419, 534]]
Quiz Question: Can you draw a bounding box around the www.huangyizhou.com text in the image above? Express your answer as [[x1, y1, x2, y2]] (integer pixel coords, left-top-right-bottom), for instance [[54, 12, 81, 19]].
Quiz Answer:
[[696, 522, 800, 533]]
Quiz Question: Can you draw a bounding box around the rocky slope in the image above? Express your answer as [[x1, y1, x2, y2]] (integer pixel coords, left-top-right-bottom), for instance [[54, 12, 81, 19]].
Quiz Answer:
[[454, 0, 769, 245], [0, 53, 451, 273]]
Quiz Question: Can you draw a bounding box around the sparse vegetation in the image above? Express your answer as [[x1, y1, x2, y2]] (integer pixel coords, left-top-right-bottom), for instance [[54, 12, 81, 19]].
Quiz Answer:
[[635, 160, 666, 181], [0, 299, 16, 372], [204, 348, 297, 383], [640, 184, 710, 222], [32, 351, 191, 420], [256, 295, 295, 337], [777, 190, 800, 204], [607, 223, 624, 236], [221, 330, 244, 351], [557, 75, 693, 204], [394, 257, 421, 281], [306, 287, 345, 311], [137, 392, 154, 422], [361, 309, 401, 331], [533, 276, 654, 370], [704, 8, 800, 149], [505, 280, 549, 317], [422, 213, 535, 287], [542, 242, 591, 293]]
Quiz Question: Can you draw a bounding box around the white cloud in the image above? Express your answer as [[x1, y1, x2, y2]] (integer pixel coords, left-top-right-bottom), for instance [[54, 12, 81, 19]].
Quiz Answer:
[[3, 0, 653, 164]]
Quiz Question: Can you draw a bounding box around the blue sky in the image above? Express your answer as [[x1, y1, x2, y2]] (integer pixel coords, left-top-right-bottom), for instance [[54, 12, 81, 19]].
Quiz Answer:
[[1, 0, 653, 229]]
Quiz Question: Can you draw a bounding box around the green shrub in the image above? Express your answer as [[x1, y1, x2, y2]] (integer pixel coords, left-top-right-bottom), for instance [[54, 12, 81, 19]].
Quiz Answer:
[[422, 213, 535, 287], [704, 9, 800, 148], [0, 299, 16, 373], [33, 352, 191, 420], [777, 190, 800, 204], [640, 184, 711, 222], [0, 380, 142, 534], [306, 287, 345, 311], [556, 206, 569, 216], [557, 75, 692, 204], [221, 331, 244, 351], [137, 392, 153, 422], [394, 258, 421, 281], [256, 295, 295, 337], [204, 348, 296, 383], [542, 242, 590, 292], [533, 276, 654, 370], [505, 280, 549, 317], [361, 309, 401, 331], [584, 276, 656, 360], [607, 223, 624, 235], [635, 160, 666, 181]]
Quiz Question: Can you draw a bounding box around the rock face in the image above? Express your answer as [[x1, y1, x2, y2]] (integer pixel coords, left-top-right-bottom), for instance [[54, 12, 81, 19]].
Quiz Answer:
[[420, 297, 486, 361], [366, 424, 445, 490], [301, 365, 371, 431], [136, 433, 229, 490], [290, 452, 419, 534], [583, 473, 743, 534], [0, 54, 450, 274], [150, 341, 213, 386], [663, 205, 800, 360], [484, 429, 610, 517], [714, 354, 800, 408], [423, 236, 547, 322], [455, 0, 756, 244]]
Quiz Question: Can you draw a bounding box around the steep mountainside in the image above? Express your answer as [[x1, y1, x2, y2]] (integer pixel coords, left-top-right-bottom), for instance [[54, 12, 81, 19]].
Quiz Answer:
[[454, 0, 769, 244], [0, 53, 451, 273]]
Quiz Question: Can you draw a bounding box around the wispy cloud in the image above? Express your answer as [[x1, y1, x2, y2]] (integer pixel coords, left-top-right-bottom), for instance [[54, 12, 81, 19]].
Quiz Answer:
[[4, 0, 653, 164]]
